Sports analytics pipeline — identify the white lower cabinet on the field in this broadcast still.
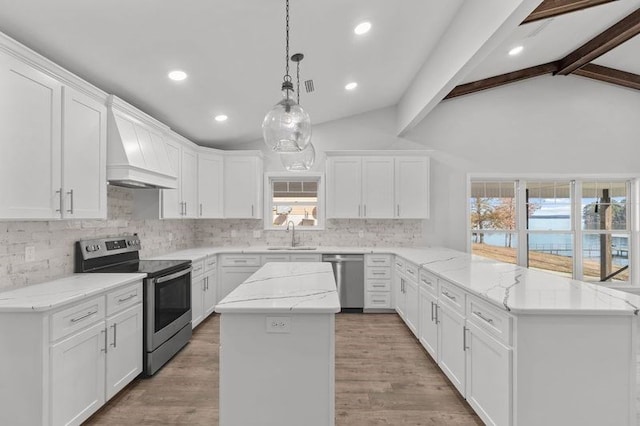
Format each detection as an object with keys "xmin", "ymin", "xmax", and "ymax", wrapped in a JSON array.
[
  {"xmin": 437, "ymin": 300, "xmax": 466, "ymax": 395},
  {"xmin": 0, "ymin": 280, "xmax": 143, "ymax": 426},
  {"xmin": 51, "ymin": 321, "xmax": 106, "ymax": 426},
  {"xmin": 403, "ymin": 274, "xmax": 419, "ymax": 336},
  {"xmin": 219, "ymin": 254, "xmax": 261, "ymax": 301},
  {"xmin": 418, "ymin": 286, "xmax": 438, "ymax": 360},
  {"xmin": 192, "ymin": 257, "xmax": 218, "ymax": 329},
  {"xmin": 465, "ymin": 321, "xmax": 511, "ymax": 426}
]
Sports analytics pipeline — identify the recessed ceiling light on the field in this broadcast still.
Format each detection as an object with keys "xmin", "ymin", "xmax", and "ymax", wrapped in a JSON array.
[
  {"xmin": 214, "ymin": 114, "xmax": 228, "ymax": 122},
  {"xmin": 345, "ymin": 82, "xmax": 358, "ymax": 91},
  {"xmin": 354, "ymin": 22, "xmax": 371, "ymax": 35},
  {"xmin": 168, "ymin": 70, "xmax": 187, "ymax": 81},
  {"xmin": 508, "ymin": 45, "xmax": 523, "ymax": 56}
]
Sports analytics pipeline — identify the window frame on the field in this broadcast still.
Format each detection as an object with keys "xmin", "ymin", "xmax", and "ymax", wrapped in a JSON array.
[
  {"xmin": 467, "ymin": 174, "xmax": 639, "ymax": 286},
  {"xmin": 263, "ymin": 172, "xmax": 325, "ymax": 231}
]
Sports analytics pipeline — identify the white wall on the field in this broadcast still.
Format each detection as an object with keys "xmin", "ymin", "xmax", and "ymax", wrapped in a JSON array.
[{"xmin": 405, "ymin": 74, "xmax": 640, "ymax": 251}]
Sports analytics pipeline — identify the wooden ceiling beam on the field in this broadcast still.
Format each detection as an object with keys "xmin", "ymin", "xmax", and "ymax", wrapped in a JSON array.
[
  {"xmin": 556, "ymin": 8, "xmax": 640, "ymax": 75},
  {"xmin": 572, "ymin": 63, "xmax": 640, "ymax": 90},
  {"xmin": 444, "ymin": 62, "xmax": 559, "ymax": 99},
  {"xmin": 522, "ymin": 0, "xmax": 617, "ymax": 24}
]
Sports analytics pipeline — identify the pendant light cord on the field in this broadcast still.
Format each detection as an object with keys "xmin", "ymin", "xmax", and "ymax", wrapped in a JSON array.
[
  {"xmin": 283, "ymin": 0, "xmax": 291, "ymax": 98},
  {"xmin": 296, "ymin": 60, "xmax": 300, "ymax": 105}
]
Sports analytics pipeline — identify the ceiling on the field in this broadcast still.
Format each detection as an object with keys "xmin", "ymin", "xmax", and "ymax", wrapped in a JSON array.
[
  {"xmin": 0, "ymin": 0, "xmax": 463, "ymax": 147},
  {"xmin": 0, "ymin": 1, "xmax": 638, "ymax": 149}
]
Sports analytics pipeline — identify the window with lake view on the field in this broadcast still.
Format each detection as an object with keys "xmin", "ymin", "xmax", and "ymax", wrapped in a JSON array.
[{"xmin": 470, "ymin": 179, "xmax": 633, "ymax": 283}]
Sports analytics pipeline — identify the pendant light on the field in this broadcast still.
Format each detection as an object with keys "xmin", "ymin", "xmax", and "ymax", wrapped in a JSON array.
[
  {"xmin": 262, "ymin": 0, "xmax": 312, "ymax": 153},
  {"xmin": 280, "ymin": 52, "xmax": 315, "ymax": 171}
]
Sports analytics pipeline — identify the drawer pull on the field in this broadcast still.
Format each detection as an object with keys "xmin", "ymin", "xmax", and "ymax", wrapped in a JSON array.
[
  {"xmin": 70, "ymin": 310, "xmax": 98, "ymax": 323},
  {"xmin": 372, "ymin": 259, "xmax": 385, "ymax": 263},
  {"xmin": 372, "ymin": 299, "xmax": 386, "ymax": 303},
  {"xmin": 406, "ymin": 269, "xmax": 415, "ymax": 276},
  {"xmin": 117, "ymin": 294, "xmax": 137, "ymax": 303},
  {"xmin": 372, "ymin": 284, "xmax": 386, "ymax": 288},
  {"xmin": 194, "ymin": 266, "xmax": 203, "ymax": 273},
  {"xmin": 207, "ymin": 262, "xmax": 216, "ymax": 267},
  {"xmin": 421, "ymin": 278, "xmax": 432, "ymax": 286},
  {"xmin": 442, "ymin": 291, "xmax": 457, "ymax": 302},
  {"xmin": 372, "ymin": 272, "xmax": 386, "ymax": 275},
  {"xmin": 234, "ymin": 259, "xmax": 248, "ymax": 263},
  {"xmin": 473, "ymin": 311, "xmax": 494, "ymax": 325}
]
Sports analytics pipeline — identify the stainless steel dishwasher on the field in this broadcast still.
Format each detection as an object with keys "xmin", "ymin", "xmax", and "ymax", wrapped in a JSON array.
[{"xmin": 322, "ymin": 254, "xmax": 364, "ymax": 312}]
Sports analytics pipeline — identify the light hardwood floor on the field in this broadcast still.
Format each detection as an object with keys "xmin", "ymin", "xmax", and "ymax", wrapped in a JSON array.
[{"xmin": 86, "ymin": 313, "xmax": 482, "ymax": 425}]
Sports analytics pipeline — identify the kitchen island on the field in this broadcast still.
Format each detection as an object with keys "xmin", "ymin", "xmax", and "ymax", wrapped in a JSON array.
[{"xmin": 215, "ymin": 262, "xmax": 339, "ymax": 426}]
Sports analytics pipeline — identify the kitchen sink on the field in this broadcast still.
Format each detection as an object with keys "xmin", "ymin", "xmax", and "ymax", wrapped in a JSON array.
[{"xmin": 267, "ymin": 246, "xmax": 317, "ymax": 251}]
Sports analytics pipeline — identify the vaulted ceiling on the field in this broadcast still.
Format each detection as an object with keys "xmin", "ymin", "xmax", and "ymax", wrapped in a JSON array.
[{"xmin": 0, "ymin": 0, "xmax": 638, "ymax": 148}]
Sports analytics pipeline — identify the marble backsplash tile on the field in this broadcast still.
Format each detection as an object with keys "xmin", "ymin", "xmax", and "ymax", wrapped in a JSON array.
[{"xmin": 0, "ymin": 186, "xmax": 425, "ymax": 291}]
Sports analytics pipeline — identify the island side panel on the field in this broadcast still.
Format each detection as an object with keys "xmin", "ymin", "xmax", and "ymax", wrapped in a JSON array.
[
  {"xmin": 219, "ymin": 312, "xmax": 335, "ymax": 426},
  {"xmin": 514, "ymin": 314, "xmax": 637, "ymax": 426}
]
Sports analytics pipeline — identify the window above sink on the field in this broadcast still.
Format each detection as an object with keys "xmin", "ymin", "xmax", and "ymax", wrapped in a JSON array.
[{"xmin": 264, "ymin": 172, "xmax": 324, "ymax": 231}]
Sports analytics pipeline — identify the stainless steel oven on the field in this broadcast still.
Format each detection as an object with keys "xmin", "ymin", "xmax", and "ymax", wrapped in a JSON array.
[{"xmin": 76, "ymin": 235, "xmax": 192, "ymax": 376}]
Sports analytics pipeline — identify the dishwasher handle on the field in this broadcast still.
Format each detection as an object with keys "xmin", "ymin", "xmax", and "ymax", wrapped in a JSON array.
[{"xmin": 322, "ymin": 255, "xmax": 364, "ymax": 262}]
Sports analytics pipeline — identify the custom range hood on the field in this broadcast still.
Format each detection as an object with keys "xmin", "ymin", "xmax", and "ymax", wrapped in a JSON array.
[{"xmin": 106, "ymin": 95, "xmax": 177, "ymax": 189}]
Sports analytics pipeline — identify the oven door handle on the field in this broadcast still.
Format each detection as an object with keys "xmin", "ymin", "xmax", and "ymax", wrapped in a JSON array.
[{"xmin": 154, "ymin": 266, "xmax": 192, "ymax": 284}]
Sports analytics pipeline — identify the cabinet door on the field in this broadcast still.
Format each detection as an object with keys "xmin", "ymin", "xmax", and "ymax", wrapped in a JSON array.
[
  {"xmin": 62, "ymin": 86, "xmax": 107, "ymax": 219},
  {"xmin": 161, "ymin": 138, "xmax": 182, "ymax": 218},
  {"xmin": 203, "ymin": 269, "xmax": 218, "ymax": 317},
  {"xmin": 437, "ymin": 302, "xmax": 466, "ymax": 396},
  {"xmin": 224, "ymin": 156, "xmax": 262, "ymax": 218},
  {"xmin": 466, "ymin": 321, "xmax": 512, "ymax": 426},
  {"xmin": 394, "ymin": 273, "xmax": 406, "ymax": 319},
  {"xmin": 404, "ymin": 277, "xmax": 419, "ymax": 337},
  {"xmin": 191, "ymin": 275, "xmax": 205, "ymax": 328},
  {"xmin": 198, "ymin": 152, "xmax": 223, "ymax": 218},
  {"xmin": 326, "ymin": 157, "xmax": 362, "ymax": 218},
  {"xmin": 51, "ymin": 321, "xmax": 106, "ymax": 426},
  {"xmin": 106, "ymin": 304, "xmax": 143, "ymax": 400},
  {"xmin": 419, "ymin": 288, "xmax": 438, "ymax": 360},
  {"xmin": 362, "ymin": 157, "xmax": 394, "ymax": 218},
  {"xmin": 0, "ymin": 52, "xmax": 62, "ymax": 219},
  {"xmin": 395, "ymin": 157, "xmax": 429, "ymax": 219},
  {"xmin": 181, "ymin": 146, "xmax": 198, "ymax": 218}
]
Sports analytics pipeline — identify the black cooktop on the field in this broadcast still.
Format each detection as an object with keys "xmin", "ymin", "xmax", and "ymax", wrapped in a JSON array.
[{"xmin": 88, "ymin": 259, "xmax": 190, "ymax": 279}]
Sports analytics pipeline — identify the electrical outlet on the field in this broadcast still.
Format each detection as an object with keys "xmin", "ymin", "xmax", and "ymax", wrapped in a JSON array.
[
  {"xmin": 266, "ymin": 316, "xmax": 291, "ymax": 333},
  {"xmin": 253, "ymin": 230, "xmax": 261, "ymax": 239},
  {"xmin": 25, "ymin": 246, "xmax": 35, "ymax": 262},
  {"xmin": 358, "ymin": 230, "xmax": 365, "ymax": 238},
  {"xmin": 231, "ymin": 230, "xmax": 238, "ymax": 238}
]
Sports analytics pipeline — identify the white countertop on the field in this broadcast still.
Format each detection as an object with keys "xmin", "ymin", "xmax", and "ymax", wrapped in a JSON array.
[
  {"xmin": 157, "ymin": 245, "xmax": 640, "ymax": 315},
  {"xmin": 215, "ymin": 262, "xmax": 340, "ymax": 314},
  {"xmin": 0, "ymin": 273, "xmax": 146, "ymax": 312}
]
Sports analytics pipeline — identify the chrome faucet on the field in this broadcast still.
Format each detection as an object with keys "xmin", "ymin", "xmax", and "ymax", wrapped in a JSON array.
[{"xmin": 286, "ymin": 220, "xmax": 297, "ymax": 247}]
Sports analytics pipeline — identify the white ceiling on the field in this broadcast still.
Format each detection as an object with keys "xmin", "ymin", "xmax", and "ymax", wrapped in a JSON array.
[
  {"xmin": 0, "ymin": 1, "xmax": 637, "ymax": 149},
  {"xmin": 0, "ymin": 0, "xmax": 463, "ymax": 148},
  {"xmin": 461, "ymin": 0, "xmax": 640, "ymax": 84}
]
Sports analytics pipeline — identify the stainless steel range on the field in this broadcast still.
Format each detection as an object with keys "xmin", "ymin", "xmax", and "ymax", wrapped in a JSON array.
[{"xmin": 75, "ymin": 235, "xmax": 192, "ymax": 376}]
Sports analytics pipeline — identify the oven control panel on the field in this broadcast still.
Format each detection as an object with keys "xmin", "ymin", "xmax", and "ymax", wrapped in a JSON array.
[{"xmin": 77, "ymin": 235, "xmax": 141, "ymax": 260}]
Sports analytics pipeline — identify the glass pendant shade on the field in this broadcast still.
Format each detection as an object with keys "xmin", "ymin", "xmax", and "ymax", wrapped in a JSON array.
[
  {"xmin": 263, "ymin": 87, "xmax": 312, "ymax": 152},
  {"xmin": 280, "ymin": 142, "xmax": 315, "ymax": 171}
]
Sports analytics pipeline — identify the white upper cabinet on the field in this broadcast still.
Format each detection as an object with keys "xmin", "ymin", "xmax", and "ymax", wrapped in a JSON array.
[
  {"xmin": 0, "ymin": 50, "xmax": 107, "ymax": 220},
  {"xmin": 326, "ymin": 156, "xmax": 362, "ymax": 218},
  {"xmin": 223, "ymin": 153, "xmax": 263, "ymax": 219},
  {"xmin": 198, "ymin": 150, "xmax": 223, "ymax": 218},
  {"xmin": 362, "ymin": 157, "xmax": 394, "ymax": 218},
  {"xmin": 161, "ymin": 134, "xmax": 198, "ymax": 218},
  {"xmin": 395, "ymin": 157, "xmax": 430, "ymax": 219},
  {"xmin": 326, "ymin": 151, "xmax": 430, "ymax": 219},
  {"xmin": 62, "ymin": 86, "xmax": 107, "ymax": 219}
]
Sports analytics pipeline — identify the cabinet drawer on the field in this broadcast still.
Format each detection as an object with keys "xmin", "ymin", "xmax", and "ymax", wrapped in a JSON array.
[
  {"xmin": 467, "ymin": 296, "xmax": 512, "ymax": 345},
  {"xmin": 404, "ymin": 262, "xmax": 418, "ymax": 281},
  {"xmin": 366, "ymin": 268, "xmax": 391, "ymax": 280},
  {"xmin": 220, "ymin": 254, "xmax": 261, "ymax": 267},
  {"xmin": 191, "ymin": 259, "xmax": 205, "ymax": 277},
  {"xmin": 106, "ymin": 282, "xmax": 142, "ymax": 316},
  {"xmin": 365, "ymin": 292, "xmax": 392, "ymax": 309},
  {"xmin": 290, "ymin": 254, "xmax": 321, "ymax": 262},
  {"xmin": 394, "ymin": 256, "xmax": 405, "ymax": 271},
  {"xmin": 261, "ymin": 254, "xmax": 290, "ymax": 264},
  {"xmin": 419, "ymin": 269, "xmax": 438, "ymax": 294},
  {"xmin": 204, "ymin": 256, "xmax": 217, "ymax": 272},
  {"xmin": 366, "ymin": 280, "xmax": 391, "ymax": 292},
  {"xmin": 366, "ymin": 254, "xmax": 391, "ymax": 267},
  {"xmin": 439, "ymin": 280, "xmax": 465, "ymax": 314},
  {"xmin": 51, "ymin": 296, "xmax": 106, "ymax": 341}
]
